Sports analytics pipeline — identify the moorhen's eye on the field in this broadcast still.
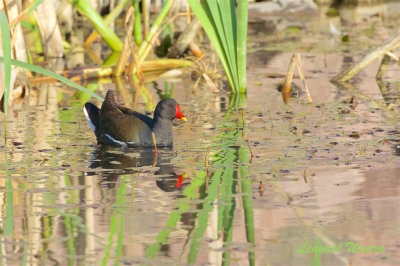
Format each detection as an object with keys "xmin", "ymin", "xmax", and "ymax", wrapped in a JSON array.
[{"xmin": 170, "ymin": 105, "xmax": 174, "ymax": 111}]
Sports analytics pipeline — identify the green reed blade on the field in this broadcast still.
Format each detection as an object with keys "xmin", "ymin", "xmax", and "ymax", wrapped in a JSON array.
[
  {"xmin": 187, "ymin": 171, "xmax": 223, "ymax": 264},
  {"xmin": 239, "ymin": 147, "xmax": 255, "ymax": 266},
  {"xmin": 145, "ymin": 172, "xmax": 206, "ymax": 258},
  {"xmin": 137, "ymin": 0, "xmax": 174, "ymax": 62},
  {"xmin": 21, "ymin": 240, "xmax": 28, "ymax": 266},
  {"xmin": 202, "ymin": 0, "xmax": 238, "ymax": 90},
  {"xmin": 68, "ymin": 0, "xmax": 123, "ymax": 51},
  {"xmin": 101, "ymin": 176, "xmax": 127, "ymax": 266},
  {"xmin": 188, "ymin": 0, "xmax": 236, "ymax": 92},
  {"xmin": 222, "ymin": 166, "xmax": 236, "ymax": 266},
  {"xmin": 189, "ymin": 0, "xmax": 248, "ymax": 93},
  {"xmin": 133, "ymin": 0, "xmax": 142, "ymax": 45},
  {"xmin": 218, "ymin": 176, "xmax": 227, "ymax": 233},
  {"xmin": 4, "ymin": 179, "xmax": 14, "ymax": 236},
  {"xmin": 237, "ymin": 0, "xmax": 248, "ymax": 93},
  {"xmin": 104, "ymin": 0, "xmax": 130, "ymax": 26},
  {"xmin": 219, "ymin": 0, "xmax": 239, "ymax": 87},
  {"xmin": 63, "ymin": 172, "xmax": 76, "ymax": 266},
  {"xmin": 0, "ymin": 57, "xmax": 104, "ymax": 101},
  {"xmin": 0, "ymin": 12, "xmax": 11, "ymax": 117}
]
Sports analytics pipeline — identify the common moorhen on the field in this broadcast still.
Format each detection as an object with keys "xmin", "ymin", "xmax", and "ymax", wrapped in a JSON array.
[{"xmin": 83, "ymin": 90, "xmax": 186, "ymax": 148}]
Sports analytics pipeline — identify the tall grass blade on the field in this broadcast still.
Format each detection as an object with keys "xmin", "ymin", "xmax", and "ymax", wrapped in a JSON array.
[
  {"xmin": 133, "ymin": 0, "xmax": 142, "ymax": 45},
  {"xmin": 101, "ymin": 176, "xmax": 127, "ymax": 266},
  {"xmin": 146, "ymin": 172, "xmax": 206, "ymax": 258},
  {"xmin": 187, "ymin": 171, "xmax": 223, "ymax": 264},
  {"xmin": 4, "ymin": 179, "xmax": 14, "ymax": 236},
  {"xmin": 137, "ymin": 0, "xmax": 174, "ymax": 63},
  {"xmin": 0, "ymin": 57, "xmax": 103, "ymax": 101},
  {"xmin": 219, "ymin": 0, "xmax": 238, "ymax": 87},
  {"xmin": 237, "ymin": 0, "xmax": 248, "ymax": 93},
  {"xmin": 239, "ymin": 147, "xmax": 255, "ymax": 266},
  {"xmin": 0, "ymin": 12, "xmax": 12, "ymax": 117},
  {"xmin": 84, "ymin": 0, "xmax": 130, "ymax": 48},
  {"xmin": 188, "ymin": 0, "xmax": 236, "ymax": 91},
  {"xmin": 222, "ymin": 166, "xmax": 236, "ymax": 266},
  {"xmin": 63, "ymin": 173, "xmax": 77, "ymax": 266}
]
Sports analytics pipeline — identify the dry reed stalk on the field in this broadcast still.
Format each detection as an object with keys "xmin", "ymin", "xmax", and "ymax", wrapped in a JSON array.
[
  {"xmin": 115, "ymin": 7, "xmax": 135, "ymax": 76},
  {"xmin": 34, "ymin": 0, "xmax": 64, "ymax": 58},
  {"xmin": 115, "ymin": 76, "xmax": 133, "ymax": 108},
  {"xmin": 267, "ymin": 110, "xmax": 274, "ymax": 128},
  {"xmin": 128, "ymin": 74, "xmax": 141, "ymax": 110},
  {"xmin": 167, "ymin": 18, "xmax": 201, "ymax": 58},
  {"xmin": 376, "ymin": 54, "xmax": 391, "ymax": 80},
  {"xmin": 205, "ymin": 147, "xmax": 210, "ymax": 178},
  {"xmin": 186, "ymin": 3, "xmax": 191, "ymax": 24},
  {"xmin": 126, "ymin": 7, "xmax": 145, "ymax": 87},
  {"xmin": 303, "ymin": 168, "xmax": 308, "ymax": 184},
  {"xmin": 142, "ymin": 0, "xmax": 150, "ymax": 36},
  {"xmin": 258, "ymin": 181, "xmax": 264, "ymax": 197},
  {"xmin": 140, "ymin": 59, "xmax": 192, "ymax": 71},
  {"xmin": 85, "ymin": 47, "xmax": 103, "ymax": 65},
  {"xmin": 385, "ymin": 51, "xmax": 399, "ymax": 61},
  {"xmin": 189, "ymin": 43, "xmax": 203, "ymax": 58},
  {"xmin": 332, "ymin": 31, "xmax": 400, "ymax": 82},
  {"xmin": 138, "ymin": 12, "xmax": 189, "ymax": 65},
  {"xmin": 282, "ymin": 55, "xmax": 296, "ymax": 105},
  {"xmin": 294, "ymin": 53, "xmax": 313, "ymax": 103},
  {"xmin": 202, "ymin": 73, "xmax": 217, "ymax": 92},
  {"xmin": 152, "ymin": 132, "xmax": 158, "ymax": 158},
  {"xmin": 246, "ymin": 139, "xmax": 254, "ymax": 162},
  {"xmin": 83, "ymin": 31, "xmax": 99, "ymax": 49}
]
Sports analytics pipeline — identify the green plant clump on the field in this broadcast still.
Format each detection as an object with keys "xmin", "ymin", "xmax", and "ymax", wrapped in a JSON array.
[{"xmin": 188, "ymin": 0, "xmax": 248, "ymax": 94}]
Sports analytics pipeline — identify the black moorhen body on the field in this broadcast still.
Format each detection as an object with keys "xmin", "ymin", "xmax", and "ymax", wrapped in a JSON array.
[{"xmin": 84, "ymin": 91, "xmax": 186, "ymax": 148}]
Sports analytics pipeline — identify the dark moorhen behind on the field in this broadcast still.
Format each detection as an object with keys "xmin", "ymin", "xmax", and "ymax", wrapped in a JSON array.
[{"xmin": 84, "ymin": 90, "xmax": 186, "ymax": 148}]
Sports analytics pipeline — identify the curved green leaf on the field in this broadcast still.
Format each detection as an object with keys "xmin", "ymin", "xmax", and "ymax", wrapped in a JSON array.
[{"xmin": 0, "ymin": 57, "xmax": 104, "ymax": 101}]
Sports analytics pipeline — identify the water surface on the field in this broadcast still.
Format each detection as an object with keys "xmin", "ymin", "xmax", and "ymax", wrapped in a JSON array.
[{"xmin": 0, "ymin": 4, "xmax": 399, "ymax": 266}]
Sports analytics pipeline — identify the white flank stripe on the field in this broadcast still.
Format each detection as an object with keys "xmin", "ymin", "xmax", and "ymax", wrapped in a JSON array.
[
  {"xmin": 105, "ymin": 134, "xmax": 128, "ymax": 148},
  {"xmin": 83, "ymin": 106, "xmax": 96, "ymax": 132}
]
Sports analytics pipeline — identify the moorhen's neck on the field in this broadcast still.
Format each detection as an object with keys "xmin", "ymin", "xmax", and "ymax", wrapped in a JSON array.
[{"xmin": 152, "ymin": 116, "xmax": 174, "ymax": 146}]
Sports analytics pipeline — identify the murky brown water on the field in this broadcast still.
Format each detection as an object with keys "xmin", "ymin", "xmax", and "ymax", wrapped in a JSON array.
[{"xmin": 0, "ymin": 4, "xmax": 400, "ymax": 266}]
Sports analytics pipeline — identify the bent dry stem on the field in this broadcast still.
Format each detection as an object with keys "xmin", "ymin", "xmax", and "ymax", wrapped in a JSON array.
[{"xmin": 332, "ymin": 30, "xmax": 400, "ymax": 82}]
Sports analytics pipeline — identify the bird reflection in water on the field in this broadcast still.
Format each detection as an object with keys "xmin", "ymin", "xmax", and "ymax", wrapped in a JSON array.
[{"xmin": 85, "ymin": 146, "xmax": 187, "ymax": 192}]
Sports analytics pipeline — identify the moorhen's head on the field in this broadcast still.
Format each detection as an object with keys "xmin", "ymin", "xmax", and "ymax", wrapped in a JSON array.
[{"xmin": 154, "ymin": 98, "xmax": 186, "ymax": 122}]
